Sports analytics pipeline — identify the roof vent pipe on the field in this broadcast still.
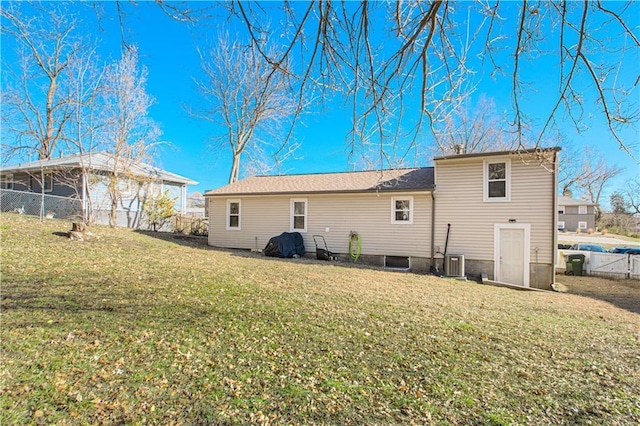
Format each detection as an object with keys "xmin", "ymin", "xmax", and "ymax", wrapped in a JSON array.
[{"xmin": 454, "ymin": 144, "xmax": 465, "ymax": 155}]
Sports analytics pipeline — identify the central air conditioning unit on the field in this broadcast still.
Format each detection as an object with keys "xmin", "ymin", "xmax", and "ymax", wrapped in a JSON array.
[{"xmin": 444, "ymin": 254, "xmax": 465, "ymax": 277}]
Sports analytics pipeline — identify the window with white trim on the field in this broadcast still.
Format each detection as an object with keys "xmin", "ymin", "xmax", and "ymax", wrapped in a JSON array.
[
  {"xmin": 148, "ymin": 181, "xmax": 163, "ymax": 196},
  {"xmin": 291, "ymin": 199, "xmax": 307, "ymax": 232},
  {"xmin": 30, "ymin": 173, "xmax": 53, "ymax": 193},
  {"xmin": 484, "ymin": 160, "xmax": 510, "ymax": 201},
  {"xmin": 119, "ymin": 178, "xmax": 134, "ymax": 196},
  {"xmin": 1, "ymin": 174, "xmax": 13, "ymax": 190},
  {"xmin": 558, "ymin": 221, "xmax": 565, "ymax": 230},
  {"xmin": 227, "ymin": 200, "xmax": 241, "ymax": 230},
  {"xmin": 578, "ymin": 221, "xmax": 587, "ymax": 230},
  {"xmin": 578, "ymin": 205, "xmax": 587, "ymax": 215},
  {"xmin": 558, "ymin": 205, "xmax": 565, "ymax": 215},
  {"xmin": 392, "ymin": 196, "xmax": 413, "ymax": 224}
]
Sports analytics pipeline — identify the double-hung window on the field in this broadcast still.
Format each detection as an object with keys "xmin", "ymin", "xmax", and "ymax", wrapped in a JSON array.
[
  {"xmin": 291, "ymin": 199, "xmax": 307, "ymax": 232},
  {"xmin": 30, "ymin": 173, "xmax": 53, "ymax": 193},
  {"xmin": 119, "ymin": 178, "xmax": 134, "ymax": 196},
  {"xmin": 227, "ymin": 200, "xmax": 241, "ymax": 230},
  {"xmin": 484, "ymin": 160, "xmax": 510, "ymax": 202},
  {"xmin": 578, "ymin": 205, "xmax": 587, "ymax": 215},
  {"xmin": 392, "ymin": 196, "xmax": 413, "ymax": 224}
]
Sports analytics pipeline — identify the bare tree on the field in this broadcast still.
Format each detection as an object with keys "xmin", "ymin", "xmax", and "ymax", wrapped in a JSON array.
[
  {"xmin": 98, "ymin": 47, "xmax": 162, "ymax": 227},
  {"xmin": 621, "ymin": 178, "xmax": 640, "ymax": 215},
  {"xmin": 218, "ymin": 1, "xmax": 638, "ymax": 164},
  {"xmin": 0, "ymin": 2, "xmax": 85, "ymax": 161},
  {"xmin": 602, "ymin": 189, "xmax": 637, "ymax": 235},
  {"xmin": 431, "ymin": 96, "xmax": 515, "ymax": 155},
  {"xmin": 190, "ymin": 35, "xmax": 298, "ymax": 183},
  {"xmin": 558, "ymin": 146, "xmax": 623, "ymax": 222}
]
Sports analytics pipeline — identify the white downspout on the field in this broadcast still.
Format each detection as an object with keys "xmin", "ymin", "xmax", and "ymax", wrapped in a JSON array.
[
  {"xmin": 82, "ymin": 172, "xmax": 87, "ymax": 222},
  {"xmin": 182, "ymin": 184, "xmax": 187, "ymax": 215}
]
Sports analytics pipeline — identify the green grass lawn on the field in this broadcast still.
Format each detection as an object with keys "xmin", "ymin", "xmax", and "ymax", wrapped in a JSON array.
[{"xmin": 1, "ymin": 214, "xmax": 639, "ymax": 425}]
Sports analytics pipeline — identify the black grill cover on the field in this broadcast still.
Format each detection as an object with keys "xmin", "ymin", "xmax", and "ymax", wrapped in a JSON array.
[{"xmin": 263, "ymin": 232, "xmax": 306, "ymax": 258}]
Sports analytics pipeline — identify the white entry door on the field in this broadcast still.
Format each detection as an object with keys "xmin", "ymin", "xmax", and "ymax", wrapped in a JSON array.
[{"xmin": 495, "ymin": 224, "xmax": 530, "ymax": 287}]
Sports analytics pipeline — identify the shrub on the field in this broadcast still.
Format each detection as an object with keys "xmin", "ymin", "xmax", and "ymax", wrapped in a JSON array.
[
  {"xmin": 576, "ymin": 228, "xmax": 581, "ymax": 234},
  {"xmin": 142, "ymin": 190, "xmax": 177, "ymax": 232},
  {"xmin": 601, "ymin": 229, "xmax": 608, "ymax": 235},
  {"xmin": 587, "ymin": 228, "xmax": 594, "ymax": 235}
]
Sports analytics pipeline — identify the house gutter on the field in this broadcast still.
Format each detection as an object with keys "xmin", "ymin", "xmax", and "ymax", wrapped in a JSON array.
[
  {"xmin": 205, "ymin": 187, "xmax": 435, "ymax": 198},
  {"xmin": 550, "ymin": 150, "xmax": 560, "ymax": 292}
]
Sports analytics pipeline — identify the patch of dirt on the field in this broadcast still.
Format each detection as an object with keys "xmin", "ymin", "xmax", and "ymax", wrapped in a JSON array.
[{"xmin": 555, "ymin": 274, "xmax": 640, "ymax": 314}]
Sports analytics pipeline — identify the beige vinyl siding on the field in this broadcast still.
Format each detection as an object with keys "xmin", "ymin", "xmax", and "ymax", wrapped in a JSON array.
[
  {"xmin": 434, "ymin": 154, "xmax": 554, "ymax": 264},
  {"xmin": 209, "ymin": 192, "xmax": 432, "ymax": 257}
]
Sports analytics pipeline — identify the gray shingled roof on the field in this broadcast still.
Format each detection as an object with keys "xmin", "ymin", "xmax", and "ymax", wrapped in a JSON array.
[
  {"xmin": 205, "ymin": 168, "xmax": 434, "ymax": 196},
  {"xmin": 1, "ymin": 152, "xmax": 197, "ymax": 185},
  {"xmin": 558, "ymin": 195, "xmax": 597, "ymax": 206}
]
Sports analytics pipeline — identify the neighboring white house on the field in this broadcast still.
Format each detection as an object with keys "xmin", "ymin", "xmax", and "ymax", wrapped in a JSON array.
[
  {"xmin": 204, "ymin": 148, "xmax": 560, "ymax": 289},
  {"xmin": 0, "ymin": 152, "xmax": 197, "ymax": 228}
]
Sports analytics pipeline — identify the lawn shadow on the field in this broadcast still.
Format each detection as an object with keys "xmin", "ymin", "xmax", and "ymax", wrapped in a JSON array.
[
  {"xmin": 2, "ymin": 280, "xmax": 130, "ymax": 315},
  {"xmin": 134, "ymin": 230, "xmax": 211, "ymax": 250},
  {"xmin": 556, "ymin": 274, "xmax": 640, "ymax": 315},
  {"xmin": 229, "ymin": 249, "xmax": 413, "ymax": 276}
]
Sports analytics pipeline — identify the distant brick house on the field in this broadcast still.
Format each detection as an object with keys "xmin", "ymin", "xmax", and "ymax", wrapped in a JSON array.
[{"xmin": 557, "ymin": 196, "xmax": 597, "ymax": 232}]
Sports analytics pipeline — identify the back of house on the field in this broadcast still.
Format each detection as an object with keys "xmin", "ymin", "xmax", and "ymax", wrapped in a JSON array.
[
  {"xmin": 205, "ymin": 168, "xmax": 436, "ymax": 271},
  {"xmin": 205, "ymin": 148, "xmax": 560, "ymax": 290},
  {"xmin": 433, "ymin": 148, "xmax": 559, "ymax": 289}
]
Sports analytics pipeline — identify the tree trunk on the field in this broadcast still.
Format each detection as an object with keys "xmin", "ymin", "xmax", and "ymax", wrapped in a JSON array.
[
  {"xmin": 39, "ymin": 169, "xmax": 46, "ymax": 222},
  {"xmin": 229, "ymin": 154, "xmax": 240, "ymax": 183},
  {"xmin": 109, "ymin": 196, "xmax": 117, "ymax": 228},
  {"xmin": 72, "ymin": 222, "xmax": 87, "ymax": 233}
]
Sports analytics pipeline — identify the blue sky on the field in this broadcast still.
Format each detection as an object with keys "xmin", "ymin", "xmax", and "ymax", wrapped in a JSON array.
[{"xmin": 2, "ymin": 1, "xmax": 638, "ymax": 199}]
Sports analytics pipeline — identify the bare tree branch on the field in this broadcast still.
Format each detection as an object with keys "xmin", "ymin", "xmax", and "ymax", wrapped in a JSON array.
[
  {"xmin": 1, "ymin": 3, "xmax": 84, "ymax": 160},
  {"xmin": 188, "ymin": 34, "xmax": 298, "ymax": 183},
  {"xmin": 222, "ymin": 1, "xmax": 638, "ymax": 167}
]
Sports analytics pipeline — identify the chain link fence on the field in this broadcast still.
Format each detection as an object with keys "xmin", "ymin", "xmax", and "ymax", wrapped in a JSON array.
[{"xmin": 0, "ymin": 189, "xmax": 83, "ymax": 220}]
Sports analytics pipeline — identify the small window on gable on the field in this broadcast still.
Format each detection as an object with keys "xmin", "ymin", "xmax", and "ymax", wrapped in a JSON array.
[
  {"xmin": 291, "ymin": 198, "xmax": 307, "ymax": 232},
  {"xmin": 558, "ymin": 205, "xmax": 565, "ymax": 215},
  {"xmin": 578, "ymin": 221, "xmax": 587, "ymax": 230},
  {"xmin": 30, "ymin": 173, "xmax": 53, "ymax": 193},
  {"xmin": 578, "ymin": 205, "xmax": 587, "ymax": 215},
  {"xmin": 392, "ymin": 196, "xmax": 413, "ymax": 224},
  {"xmin": 227, "ymin": 200, "xmax": 241, "ymax": 230},
  {"xmin": 484, "ymin": 160, "xmax": 510, "ymax": 202}
]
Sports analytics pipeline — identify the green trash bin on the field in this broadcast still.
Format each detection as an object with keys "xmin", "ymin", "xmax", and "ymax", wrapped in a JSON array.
[{"xmin": 565, "ymin": 254, "xmax": 585, "ymax": 276}]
